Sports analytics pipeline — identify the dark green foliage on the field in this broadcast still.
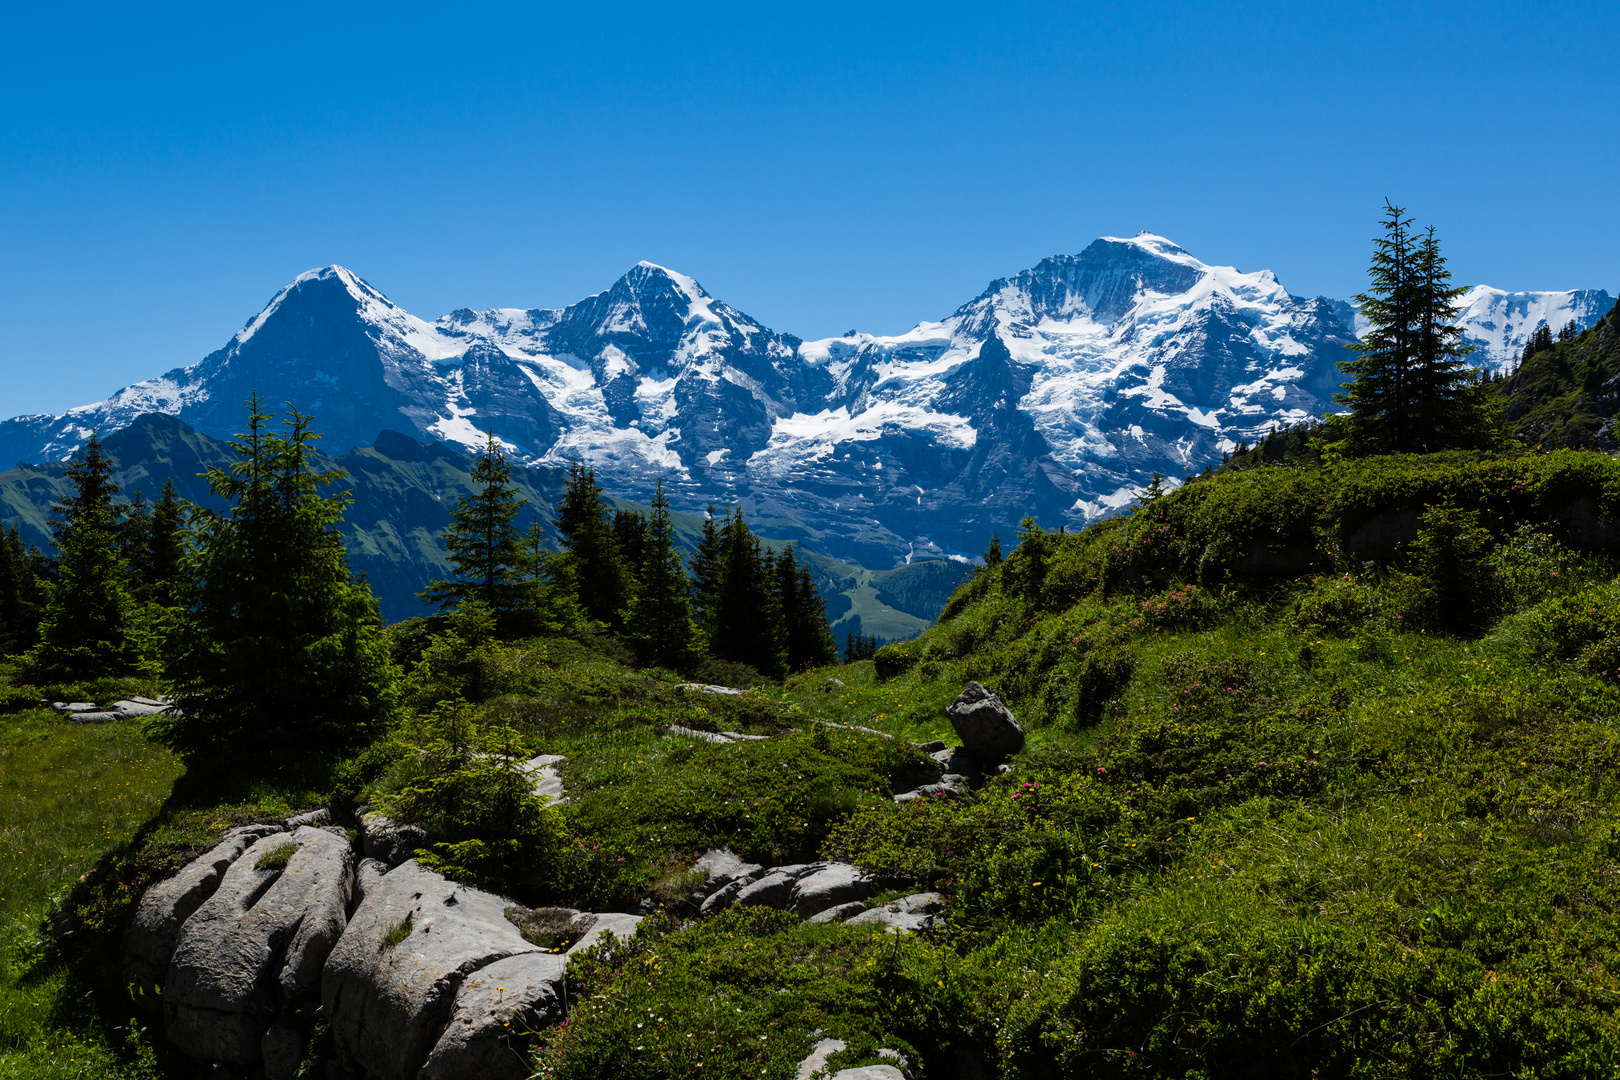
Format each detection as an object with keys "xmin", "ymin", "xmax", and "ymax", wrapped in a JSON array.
[
  {"xmin": 983, "ymin": 531, "xmax": 1003, "ymax": 567},
  {"xmin": 556, "ymin": 462, "xmax": 634, "ymax": 631},
  {"xmin": 626, "ymin": 481, "xmax": 697, "ymax": 669},
  {"xmin": 872, "ymin": 642, "xmax": 917, "ymax": 681},
  {"xmin": 1494, "ymin": 303, "xmax": 1620, "ymax": 448},
  {"xmin": 140, "ymin": 479, "xmax": 186, "ymax": 607},
  {"xmin": 1406, "ymin": 504, "xmax": 1498, "ymax": 631},
  {"xmin": 160, "ymin": 397, "xmax": 397, "ymax": 761},
  {"xmin": 1336, "ymin": 203, "xmax": 1493, "ymax": 454},
  {"xmin": 419, "ymin": 434, "xmax": 535, "ymax": 633},
  {"xmin": 0, "ymin": 527, "xmax": 44, "ymax": 657},
  {"xmin": 378, "ymin": 700, "xmax": 568, "ymax": 899},
  {"xmin": 611, "ymin": 507, "xmax": 649, "ymax": 576},
  {"xmin": 775, "ymin": 545, "xmax": 837, "ymax": 672},
  {"xmin": 843, "ymin": 632, "xmax": 879, "ymax": 663},
  {"xmin": 705, "ymin": 510, "xmax": 787, "ymax": 678},
  {"xmin": 24, "ymin": 435, "xmax": 143, "ymax": 681},
  {"xmin": 873, "ymin": 559, "xmax": 975, "ymax": 621},
  {"xmin": 688, "ymin": 505, "xmax": 721, "ymax": 622}
]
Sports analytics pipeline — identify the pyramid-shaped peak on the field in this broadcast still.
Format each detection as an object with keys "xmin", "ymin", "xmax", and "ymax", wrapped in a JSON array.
[{"xmin": 619, "ymin": 261, "xmax": 711, "ymax": 302}]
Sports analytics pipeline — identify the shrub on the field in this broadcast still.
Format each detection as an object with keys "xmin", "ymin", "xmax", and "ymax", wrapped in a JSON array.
[
  {"xmin": 1491, "ymin": 524, "xmax": 1590, "ymax": 611},
  {"xmin": 1139, "ymin": 584, "xmax": 1218, "ymax": 630},
  {"xmin": 1292, "ymin": 573, "xmax": 1384, "ymax": 635},
  {"xmin": 873, "ymin": 643, "xmax": 917, "ymax": 681},
  {"xmin": 1528, "ymin": 581, "xmax": 1620, "ymax": 682},
  {"xmin": 1405, "ymin": 504, "xmax": 1498, "ymax": 632}
]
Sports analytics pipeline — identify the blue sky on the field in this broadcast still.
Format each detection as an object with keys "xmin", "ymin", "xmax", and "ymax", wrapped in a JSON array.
[{"xmin": 2, "ymin": 0, "xmax": 1615, "ymax": 416}]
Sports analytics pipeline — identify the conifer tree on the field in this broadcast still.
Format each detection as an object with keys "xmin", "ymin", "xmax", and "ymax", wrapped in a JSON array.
[
  {"xmin": 982, "ymin": 532, "xmax": 1003, "ymax": 568},
  {"xmin": 26, "ymin": 434, "xmax": 142, "ymax": 680},
  {"xmin": 554, "ymin": 462, "xmax": 633, "ymax": 630},
  {"xmin": 1411, "ymin": 224, "xmax": 1487, "ymax": 447},
  {"xmin": 421, "ymin": 433, "xmax": 533, "ymax": 632},
  {"xmin": 689, "ymin": 505, "xmax": 722, "ymax": 631},
  {"xmin": 626, "ymin": 481, "xmax": 696, "ymax": 668},
  {"xmin": 162, "ymin": 396, "xmax": 396, "ymax": 761},
  {"xmin": 613, "ymin": 508, "xmax": 650, "ymax": 578},
  {"xmin": 0, "ymin": 528, "xmax": 44, "ymax": 657},
  {"xmin": 774, "ymin": 544, "xmax": 837, "ymax": 671},
  {"xmin": 708, "ymin": 510, "xmax": 786, "ymax": 677},
  {"xmin": 143, "ymin": 479, "xmax": 187, "ymax": 607}
]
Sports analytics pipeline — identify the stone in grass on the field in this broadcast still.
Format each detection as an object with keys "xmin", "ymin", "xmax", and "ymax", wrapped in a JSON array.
[
  {"xmin": 805, "ymin": 901, "xmax": 868, "ymax": 925},
  {"xmin": 162, "ymin": 827, "xmax": 353, "ymax": 1066},
  {"xmin": 665, "ymin": 724, "xmax": 736, "ymax": 744},
  {"xmin": 690, "ymin": 848, "xmax": 763, "ymax": 902},
  {"xmin": 359, "ymin": 811, "xmax": 428, "ymax": 869},
  {"xmin": 123, "ymin": 823, "xmax": 286, "ymax": 993},
  {"xmin": 845, "ymin": 893, "xmax": 945, "ymax": 934},
  {"xmin": 732, "ymin": 867, "xmax": 808, "ymax": 909},
  {"xmin": 944, "ymin": 682, "xmax": 1024, "ymax": 762},
  {"xmin": 789, "ymin": 863, "xmax": 890, "ymax": 916}
]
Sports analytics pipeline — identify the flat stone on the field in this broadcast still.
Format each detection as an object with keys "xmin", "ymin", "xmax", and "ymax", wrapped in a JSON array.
[
  {"xmin": 845, "ymin": 893, "xmax": 945, "ymax": 934},
  {"xmin": 419, "ymin": 952, "xmax": 568, "ymax": 1080},
  {"xmin": 566, "ymin": 912, "xmax": 643, "ymax": 954},
  {"xmin": 111, "ymin": 699, "xmax": 171, "ymax": 717},
  {"xmin": 805, "ymin": 901, "xmax": 867, "ymax": 925},
  {"xmin": 69, "ymin": 711, "xmax": 121, "ymax": 724},
  {"xmin": 789, "ymin": 863, "xmax": 888, "ymax": 916},
  {"xmin": 690, "ymin": 848, "xmax": 763, "ymax": 902},
  {"xmin": 285, "ymin": 807, "xmax": 331, "ymax": 828},
  {"xmin": 911, "ymin": 739, "xmax": 947, "ymax": 753},
  {"xmin": 665, "ymin": 724, "xmax": 735, "ymax": 744},
  {"xmin": 675, "ymin": 683, "xmax": 746, "ymax": 695},
  {"xmin": 57, "ymin": 701, "xmax": 99, "ymax": 713},
  {"xmin": 733, "ymin": 869, "xmax": 800, "ymax": 909},
  {"xmin": 123, "ymin": 823, "xmax": 287, "ymax": 994},
  {"xmin": 718, "ymin": 731, "xmax": 771, "ymax": 741},
  {"xmin": 520, "ymin": 754, "xmax": 567, "ymax": 803},
  {"xmin": 797, "ymin": 1036, "xmax": 847, "ymax": 1079},
  {"xmin": 163, "ymin": 827, "xmax": 353, "ymax": 1066},
  {"xmin": 322, "ymin": 861, "xmax": 543, "ymax": 1080}
]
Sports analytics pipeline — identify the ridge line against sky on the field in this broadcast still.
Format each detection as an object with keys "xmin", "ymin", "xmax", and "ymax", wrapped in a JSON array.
[{"xmin": 2, "ymin": 0, "xmax": 1616, "ymax": 417}]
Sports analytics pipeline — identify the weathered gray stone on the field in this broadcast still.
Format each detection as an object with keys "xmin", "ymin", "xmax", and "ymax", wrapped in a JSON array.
[
  {"xmin": 110, "ymin": 698, "xmax": 173, "ymax": 717},
  {"xmin": 566, "ymin": 912, "xmax": 643, "ymax": 954},
  {"xmin": 699, "ymin": 874, "xmax": 757, "ymax": 916},
  {"xmin": 163, "ymin": 827, "xmax": 353, "ymax": 1066},
  {"xmin": 70, "ymin": 711, "xmax": 121, "ymax": 724},
  {"xmin": 419, "ymin": 952, "xmax": 568, "ymax": 1080},
  {"xmin": 718, "ymin": 731, "xmax": 771, "ymax": 741},
  {"xmin": 520, "ymin": 754, "xmax": 567, "ymax": 803},
  {"xmin": 732, "ymin": 869, "xmax": 801, "ymax": 909},
  {"xmin": 261, "ymin": 1023, "xmax": 306, "ymax": 1080},
  {"xmin": 805, "ymin": 901, "xmax": 867, "ymax": 925},
  {"xmin": 690, "ymin": 848, "xmax": 763, "ymax": 900},
  {"xmin": 911, "ymin": 739, "xmax": 946, "ymax": 753},
  {"xmin": 322, "ymin": 861, "xmax": 543, "ymax": 1080},
  {"xmin": 359, "ymin": 812, "xmax": 428, "ymax": 868},
  {"xmin": 665, "ymin": 724, "xmax": 735, "ymax": 744},
  {"xmin": 944, "ymin": 683, "xmax": 1024, "ymax": 761},
  {"xmin": 675, "ymin": 683, "xmax": 746, "ymax": 695},
  {"xmin": 830, "ymin": 1066, "xmax": 907, "ymax": 1080},
  {"xmin": 123, "ymin": 823, "xmax": 286, "ymax": 993},
  {"xmin": 794, "ymin": 1038, "xmax": 910, "ymax": 1080},
  {"xmin": 797, "ymin": 1036, "xmax": 847, "ymax": 1079},
  {"xmin": 789, "ymin": 863, "xmax": 887, "ymax": 916},
  {"xmin": 354, "ymin": 857, "xmax": 389, "ymax": 906},
  {"xmin": 845, "ymin": 893, "xmax": 945, "ymax": 934},
  {"xmin": 285, "ymin": 807, "xmax": 331, "ymax": 828}
]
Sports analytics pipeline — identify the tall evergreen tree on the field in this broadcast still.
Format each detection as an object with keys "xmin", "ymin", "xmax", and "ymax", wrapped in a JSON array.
[
  {"xmin": 162, "ymin": 396, "xmax": 396, "ymax": 761},
  {"xmin": 689, "ymin": 505, "xmax": 722, "ymax": 632},
  {"xmin": 420, "ymin": 433, "xmax": 533, "ymax": 632},
  {"xmin": 1338, "ymin": 203, "xmax": 1485, "ymax": 453},
  {"xmin": 613, "ymin": 508, "xmax": 650, "ymax": 578},
  {"xmin": 555, "ymin": 462, "xmax": 633, "ymax": 630},
  {"xmin": 774, "ymin": 544, "xmax": 837, "ymax": 672},
  {"xmin": 143, "ymin": 479, "xmax": 187, "ymax": 607},
  {"xmin": 0, "ymin": 528, "xmax": 44, "ymax": 657},
  {"xmin": 26, "ymin": 434, "xmax": 142, "ymax": 680},
  {"xmin": 982, "ymin": 532, "xmax": 1004, "ymax": 568},
  {"xmin": 708, "ymin": 510, "xmax": 786, "ymax": 678},
  {"xmin": 626, "ymin": 481, "xmax": 696, "ymax": 668}
]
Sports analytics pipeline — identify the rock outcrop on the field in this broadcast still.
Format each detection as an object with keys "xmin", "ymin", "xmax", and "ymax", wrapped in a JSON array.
[{"xmin": 945, "ymin": 682, "xmax": 1024, "ymax": 761}]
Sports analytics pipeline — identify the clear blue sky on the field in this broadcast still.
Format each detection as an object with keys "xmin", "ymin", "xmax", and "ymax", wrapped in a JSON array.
[{"xmin": 3, "ymin": 0, "xmax": 1615, "ymax": 416}]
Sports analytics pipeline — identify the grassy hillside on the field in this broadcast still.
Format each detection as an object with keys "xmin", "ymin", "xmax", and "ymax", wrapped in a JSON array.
[
  {"xmin": 10, "ymin": 446, "xmax": 1620, "ymax": 1077},
  {"xmin": 1498, "ymin": 302, "xmax": 1620, "ymax": 448}
]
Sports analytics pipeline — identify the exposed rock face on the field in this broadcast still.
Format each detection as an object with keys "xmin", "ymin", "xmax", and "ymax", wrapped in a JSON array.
[
  {"xmin": 845, "ymin": 893, "xmax": 946, "ymax": 934},
  {"xmin": 789, "ymin": 864, "xmax": 890, "ymax": 916},
  {"xmin": 359, "ymin": 811, "xmax": 428, "ymax": 868},
  {"xmin": 162, "ymin": 826, "xmax": 353, "ymax": 1066},
  {"xmin": 945, "ymin": 683, "xmax": 1024, "ymax": 761},
  {"xmin": 419, "ymin": 952, "xmax": 568, "ymax": 1080},
  {"xmin": 323, "ymin": 861, "xmax": 542, "ymax": 1080},
  {"xmin": 123, "ymin": 823, "xmax": 286, "ymax": 994}
]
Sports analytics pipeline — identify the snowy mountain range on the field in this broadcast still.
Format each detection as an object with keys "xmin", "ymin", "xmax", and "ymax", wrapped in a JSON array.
[{"xmin": 2, "ymin": 236, "xmax": 1611, "ymax": 564}]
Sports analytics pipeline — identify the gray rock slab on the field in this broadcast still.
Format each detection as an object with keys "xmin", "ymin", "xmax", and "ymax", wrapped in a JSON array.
[
  {"xmin": 419, "ymin": 951, "xmax": 568, "ymax": 1080},
  {"xmin": 690, "ymin": 848, "xmax": 763, "ymax": 899},
  {"xmin": 894, "ymin": 781, "xmax": 966, "ymax": 803},
  {"xmin": 733, "ymin": 869, "xmax": 800, "ymax": 909},
  {"xmin": 819, "ymin": 721, "xmax": 893, "ymax": 740},
  {"xmin": 354, "ymin": 857, "xmax": 389, "ymax": 906},
  {"xmin": 261, "ymin": 1023, "xmax": 306, "ymax": 1080},
  {"xmin": 718, "ymin": 731, "xmax": 771, "ymax": 741},
  {"xmin": 163, "ymin": 827, "xmax": 353, "ymax": 1066},
  {"xmin": 322, "ymin": 861, "xmax": 542, "ymax": 1080},
  {"xmin": 69, "ymin": 711, "xmax": 121, "ymax": 724},
  {"xmin": 805, "ymin": 901, "xmax": 867, "ymax": 925},
  {"xmin": 845, "ymin": 893, "xmax": 945, "ymax": 934},
  {"xmin": 285, "ymin": 807, "xmax": 331, "ymax": 828},
  {"xmin": 675, "ymin": 683, "xmax": 745, "ymax": 695},
  {"xmin": 945, "ymin": 682, "xmax": 1024, "ymax": 761},
  {"xmin": 520, "ymin": 754, "xmax": 567, "ymax": 803},
  {"xmin": 665, "ymin": 724, "xmax": 735, "ymax": 744},
  {"xmin": 56, "ymin": 701, "xmax": 99, "ymax": 713},
  {"xmin": 911, "ymin": 739, "xmax": 947, "ymax": 753},
  {"xmin": 789, "ymin": 863, "xmax": 887, "ymax": 916},
  {"xmin": 797, "ymin": 1036, "xmax": 847, "ymax": 1079},
  {"xmin": 123, "ymin": 823, "xmax": 286, "ymax": 993},
  {"xmin": 566, "ymin": 912, "xmax": 644, "ymax": 954},
  {"xmin": 830, "ymin": 1067, "xmax": 907, "ymax": 1080},
  {"xmin": 359, "ymin": 811, "xmax": 428, "ymax": 868},
  {"xmin": 111, "ymin": 699, "xmax": 171, "ymax": 717}
]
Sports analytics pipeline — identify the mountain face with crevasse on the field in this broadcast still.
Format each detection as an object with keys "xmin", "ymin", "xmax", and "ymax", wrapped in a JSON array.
[{"xmin": 3, "ymin": 236, "xmax": 1611, "ymax": 565}]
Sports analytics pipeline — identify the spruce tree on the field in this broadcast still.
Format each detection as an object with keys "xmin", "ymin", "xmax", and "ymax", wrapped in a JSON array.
[
  {"xmin": 143, "ymin": 479, "xmax": 186, "ymax": 607},
  {"xmin": 26, "ymin": 434, "xmax": 142, "ymax": 680},
  {"xmin": 555, "ymin": 462, "xmax": 633, "ymax": 630},
  {"xmin": 689, "ymin": 505, "xmax": 722, "ymax": 632},
  {"xmin": 162, "ymin": 397, "xmax": 396, "ymax": 761},
  {"xmin": 626, "ymin": 481, "xmax": 696, "ymax": 668},
  {"xmin": 613, "ymin": 509, "xmax": 650, "ymax": 578},
  {"xmin": 0, "ymin": 528, "xmax": 44, "ymax": 657},
  {"xmin": 708, "ymin": 510, "xmax": 786, "ymax": 678},
  {"xmin": 1412, "ymin": 225, "xmax": 1487, "ymax": 447},
  {"xmin": 420, "ymin": 433, "xmax": 533, "ymax": 633},
  {"xmin": 775, "ymin": 544, "xmax": 837, "ymax": 672},
  {"xmin": 982, "ymin": 532, "xmax": 1004, "ymax": 568}
]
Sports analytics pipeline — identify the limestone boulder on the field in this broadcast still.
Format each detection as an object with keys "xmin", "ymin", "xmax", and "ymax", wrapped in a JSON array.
[
  {"xmin": 162, "ymin": 827, "xmax": 353, "ymax": 1066},
  {"xmin": 805, "ymin": 901, "xmax": 867, "ymax": 925},
  {"xmin": 419, "ymin": 951, "xmax": 568, "ymax": 1080},
  {"xmin": 359, "ymin": 811, "xmax": 428, "ymax": 868},
  {"xmin": 789, "ymin": 863, "xmax": 889, "ymax": 916},
  {"xmin": 123, "ymin": 823, "xmax": 286, "ymax": 993},
  {"xmin": 944, "ymin": 683, "xmax": 1024, "ymax": 761},
  {"xmin": 845, "ymin": 893, "xmax": 945, "ymax": 934},
  {"xmin": 690, "ymin": 848, "xmax": 763, "ymax": 903},
  {"xmin": 322, "ymin": 861, "xmax": 545, "ymax": 1080}
]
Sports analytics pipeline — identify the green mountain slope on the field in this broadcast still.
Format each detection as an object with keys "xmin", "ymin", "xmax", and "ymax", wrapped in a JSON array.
[{"xmin": 1498, "ymin": 302, "xmax": 1620, "ymax": 447}]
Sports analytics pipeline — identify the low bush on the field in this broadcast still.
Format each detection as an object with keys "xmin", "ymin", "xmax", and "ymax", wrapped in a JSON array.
[{"xmin": 872, "ymin": 642, "xmax": 917, "ymax": 680}]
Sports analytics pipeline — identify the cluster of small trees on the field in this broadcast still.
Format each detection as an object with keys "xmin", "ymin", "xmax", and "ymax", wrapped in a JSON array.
[{"xmin": 421, "ymin": 444, "xmax": 837, "ymax": 678}]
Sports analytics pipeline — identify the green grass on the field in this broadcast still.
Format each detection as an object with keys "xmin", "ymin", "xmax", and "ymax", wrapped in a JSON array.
[
  {"xmin": 253, "ymin": 841, "xmax": 295, "ymax": 871},
  {"xmin": 0, "ymin": 709, "xmax": 181, "ymax": 1078},
  {"xmin": 380, "ymin": 913, "xmax": 412, "ymax": 948}
]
